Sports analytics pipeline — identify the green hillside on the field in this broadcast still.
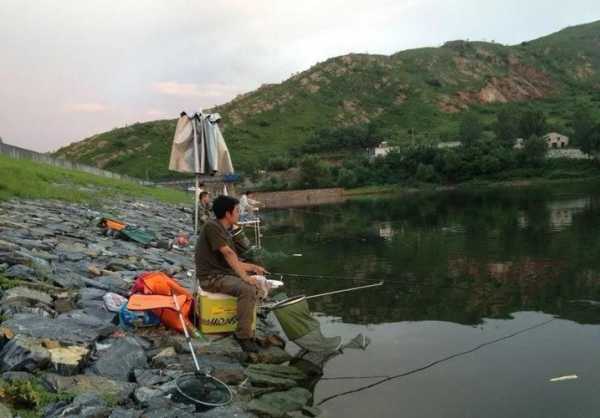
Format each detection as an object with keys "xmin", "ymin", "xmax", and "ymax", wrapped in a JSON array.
[{"xmin": 55, "ymin": 20, "xmax": 600, "ymax": 179}]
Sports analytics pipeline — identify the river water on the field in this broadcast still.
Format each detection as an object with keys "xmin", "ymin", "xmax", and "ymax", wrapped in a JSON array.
[{"xmin": 261, "ymin": 182, "xmax": 600, "ymax": 418}]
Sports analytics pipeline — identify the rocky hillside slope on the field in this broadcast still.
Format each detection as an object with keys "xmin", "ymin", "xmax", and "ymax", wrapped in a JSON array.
[{"xmin": 55, "ymin": 20, "xmax": 600, "ymax": 179}]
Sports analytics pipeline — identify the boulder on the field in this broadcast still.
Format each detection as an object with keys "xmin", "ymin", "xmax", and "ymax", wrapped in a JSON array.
[
  {"xmin": 1, "ymin": 286, "xmax": 53, "ymax": 305},
  {"xmin": 247, "ymin": 387, "xmax": 312, "ymax": 418},
  {"xmin": 244, "ymin": 364, "xmax": 307, "ymax": 390},
  {"xmin": 42, "ymin": 393, "xmax": 111, "ymax": 418},
  {"xmin": 0, "ymin": 311, "xmax": 115, "ymax": 346},
  {"xmin": 86, "ymin": 337, "xmax": 147, "ymax": 381},
  {"xmin": 4, "ymin": 264, "xmax": 38, "ymax": 281},
  {"xmin": 108, "ymin": 408, "xmax": 143, "ymax": 418},
  {"xmin": 47, "ymin": 345, "xmax": 90, "ymax": 376},
  {"xmin": 0, "ymin": 335, "xmax": 50, "ymax": 372},
  {"xmin": 1, "ymin": 370, "xmax": 36, "ymax": 383},
  {"xmin": 42, "ymin": 373, "xmax": 136, "ymax": 404}
]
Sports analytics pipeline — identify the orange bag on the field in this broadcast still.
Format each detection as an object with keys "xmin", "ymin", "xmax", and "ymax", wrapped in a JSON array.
[{"xmin": 130, "ymin": 272, "xmax": 194, "ymax": 333}]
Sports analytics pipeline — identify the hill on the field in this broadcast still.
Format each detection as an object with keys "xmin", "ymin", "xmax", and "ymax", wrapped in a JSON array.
[{"xmin": 55, "ymin": 20, "xmax": 600, "ymax": 179}]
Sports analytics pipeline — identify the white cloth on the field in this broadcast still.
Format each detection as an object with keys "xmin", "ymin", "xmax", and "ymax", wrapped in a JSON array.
[{"xmin": 168, "ymin": 113, "xmax": 234, "ymax": 175}]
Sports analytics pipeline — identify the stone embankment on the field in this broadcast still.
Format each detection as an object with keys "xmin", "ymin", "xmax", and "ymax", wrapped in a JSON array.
[{"xmin": 0, "ymin": 198, "xmax": 327, "ymax": 418}]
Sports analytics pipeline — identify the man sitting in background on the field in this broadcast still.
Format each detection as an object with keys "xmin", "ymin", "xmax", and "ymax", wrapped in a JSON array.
[
  {"xmin": 195, "ymin": 195, "xmax": 268, "ymax": 353},
  {"xmin": 197, "ymin": 191, "xmax": 212, "ymax": 228}
]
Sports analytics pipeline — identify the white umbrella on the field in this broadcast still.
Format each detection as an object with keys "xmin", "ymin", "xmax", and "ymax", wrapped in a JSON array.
[{"xmin": 169, "ymin": 111, "xmax": 234, "ymax": 233}]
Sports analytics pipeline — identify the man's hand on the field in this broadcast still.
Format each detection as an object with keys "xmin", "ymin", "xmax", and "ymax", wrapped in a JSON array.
[
  {"xmin": 244, "ymin": 263, "xmax": 268, "ymax": 275},
  {"xmin": 243, "ymin": 275, "xmax": 258, "ymax": 286}
]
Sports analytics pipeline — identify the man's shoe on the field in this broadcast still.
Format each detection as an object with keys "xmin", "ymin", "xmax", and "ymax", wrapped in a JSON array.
[{"xmin": 235, "ymin": 337, "xmax": 261, "ymax": 353}]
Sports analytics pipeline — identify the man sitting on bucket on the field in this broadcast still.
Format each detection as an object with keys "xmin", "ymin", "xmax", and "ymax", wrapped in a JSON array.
[{"xmin": 195, "ymin": 195, "xmax": 268, "ymax": 353}]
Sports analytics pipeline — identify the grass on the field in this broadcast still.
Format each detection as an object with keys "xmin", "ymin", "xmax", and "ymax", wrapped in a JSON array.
[
  {"xmin": 0, "ymin": 379, "xmax": 73, "ymax": 418},
  {"xmin": 0, "ymin": 154, "xmax": 190, "ymax": 204}
]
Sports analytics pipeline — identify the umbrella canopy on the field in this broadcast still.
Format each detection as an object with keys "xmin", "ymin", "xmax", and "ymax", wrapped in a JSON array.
[{"xmin": 169, "ymin": 112, "xmax": 234, "ymax": 175}]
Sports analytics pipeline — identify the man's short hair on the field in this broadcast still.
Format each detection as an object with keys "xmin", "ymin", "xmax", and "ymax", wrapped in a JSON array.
[
  {"xmin": 212, "ymin": 195, "xmax": 239, "ymax": 219},
  {"xmin": 199, "ymin": 191, "xmax": 209, "ymax": 200}
]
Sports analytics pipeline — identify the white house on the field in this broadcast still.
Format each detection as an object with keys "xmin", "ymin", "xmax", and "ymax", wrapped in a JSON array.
[
  {"xmin": 368, "ymin": 141, "xmax": 398, "ymax": 159},
  {"xmin": 543, "ymin": 132, "xmax": 569, "ymax": 149},
  {"xmin": 513, "ymin": 138, "xmax": 525, "ymax": 149},
  {"xmin": 437, "ymin": 141, "xmax": 462, "ymax": 149}
]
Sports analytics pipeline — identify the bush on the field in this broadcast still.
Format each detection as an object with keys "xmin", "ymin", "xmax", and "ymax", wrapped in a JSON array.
[{"xmin": 265, "ymin": 156, "xmax": 292, "ymax": 171}]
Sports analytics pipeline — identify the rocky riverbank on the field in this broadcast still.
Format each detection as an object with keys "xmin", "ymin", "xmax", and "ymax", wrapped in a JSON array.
[{"xmin": 0, "ymin": 198, "xmax": 327, "ymax": 418}]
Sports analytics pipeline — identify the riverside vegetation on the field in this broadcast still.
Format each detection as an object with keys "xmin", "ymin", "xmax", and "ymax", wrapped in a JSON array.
[{"xmin": 55, "ymin": 20, "xmax": 600, "ymax": 185}]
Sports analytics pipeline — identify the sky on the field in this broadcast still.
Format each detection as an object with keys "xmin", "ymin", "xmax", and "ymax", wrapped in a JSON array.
[{"xmin": 2, "ymin": 0, "xmax": 600, "ymax": 153}]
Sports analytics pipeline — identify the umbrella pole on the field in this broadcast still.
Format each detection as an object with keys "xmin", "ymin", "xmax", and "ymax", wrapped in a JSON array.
[{"xmin": 194, "ymin": 174, "xmax": 199, "ymax": 234}]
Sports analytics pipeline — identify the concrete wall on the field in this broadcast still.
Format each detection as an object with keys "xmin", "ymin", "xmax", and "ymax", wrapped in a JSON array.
[
  {"xmin": 255, "ymin": 188, "xmax": 345, "ymax": 208},
  {"xmin": 0, "ymin": 142, "xmax": 150, "ymax": 185}
]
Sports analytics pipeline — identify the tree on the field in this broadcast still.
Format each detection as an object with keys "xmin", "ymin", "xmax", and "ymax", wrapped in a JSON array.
[
  {"xmin": 459, "ymin": 112, "xmax": 483, "ymax": 145},
  {"xmin": 578, "ymin": 124, "xmax": 600, "ymax": 161},
  {"xmin": 519, "ymin": 110, "xmax": 547, "ymax": 139},
  {"xmin": 298, "ymin": 155, "xmax": 332, "ymax": 188},
  {"xmin": 494, "ymin": 107, "xmax": 520, "ymax": 144},
  {"xmin": 572, "ymin": 107, "xmax": 595, "ymax": 147},
  {"xmin": 523, "ymin": 135, "xmax": 547, "ymax": 166}
]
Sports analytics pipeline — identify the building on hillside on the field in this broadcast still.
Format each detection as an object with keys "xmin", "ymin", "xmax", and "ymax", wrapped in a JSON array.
[
  {"xmin": 513, "ymin": 138, "xmax": 525, "ymax": 149},
  {"xmin": 437, "ymin": 141, "xmax": 462, "ymax": 149},
  {"xmin": 367, "ymin": 141, "xmax": 398, "ymax": 159},
  {"xmin": 543, "ymin": 132, "xmax": 569, "ymax": 148}
]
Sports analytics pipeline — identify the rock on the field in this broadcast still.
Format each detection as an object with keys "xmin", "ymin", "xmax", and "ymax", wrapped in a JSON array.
[
  {"xmin": 151, "ymin": 353, "xmax": 245, "ymax": 384},
  {"xmin": 109, "ymin": 408, "xmax": 143, "ymax": 418},
  {"xmin": 0, "ymin": 335, "xmax": 50, "ymax": 372},
  {"xmin": 199, "ymin": 404, "xmax": 257, "ymax": 418},
  {"xmin": 133, "ymin": 368, "xmax": 181, "ymax": 386},
  {"xmin": 1, "ymin": 286, "xmax": 53, "ymax": 305},
  {"xmin": 42, "ymin": 373, "xmax": 136, "ymax": 404},
  {"xmin": 53, "ymin": 297, "xmax": 76, "ymax": 314},
  {"xmin": 42, "ymin": 393, "xmax": 110, "ymax": 418},
  {"xmin": 302, "ymin": 406, "xmax": 323, "ymax": 417},
  {"xmin": 1, "ymin": 370, "xmax": 36, "ymax": 382},
  {"xmin": 151, "ymin": 347, "xmax": 176, "ymax": 360},
  {"xmin": 1, "ymin": 311, "xmax": 115, "ymax": 346},
  {"xmin": 245, "ymin": 364, "xmax": 307, "ymax": 390},
  {"xmin": 49, "ymin": 268, "xmax": 87, "ymax": 289},
  {"xmin": 247, "ymin": 387, "xmax": 312, "ymax": 418},
  {"xmin": 48, "ymin": 345, "xmax": 90, "ymax": 376},
  {"xmin": 133, "ymin": 386, "xmax": 163, "ymax": 404},
  {"xmin": 0, "ymin": 403, "xmax": 12, "ymax": 418},
  {"xmin": 86, "ymin": 337, "xmax": 147, "ymax": 381},
  {"xmin": 4, "ymin": 264, "xmax": 38, "ymax": 281},
  {"xmin": 248, "ymin": 346, "xmax": 293, "ymax": 365},
  {"xmin": 141, "ymin": 397, "xmax": 196, "ymax": 418}
]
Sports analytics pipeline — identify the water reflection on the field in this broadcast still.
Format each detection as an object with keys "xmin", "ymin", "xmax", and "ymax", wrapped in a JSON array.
[{"xmin": 263, "ymin": 184, "xmax": 600, "ymax": 326}]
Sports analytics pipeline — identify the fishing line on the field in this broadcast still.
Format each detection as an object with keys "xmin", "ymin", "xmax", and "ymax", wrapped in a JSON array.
[{"xmin": 317, "ymin": 317, "xmax": 556, "ymax": 405}]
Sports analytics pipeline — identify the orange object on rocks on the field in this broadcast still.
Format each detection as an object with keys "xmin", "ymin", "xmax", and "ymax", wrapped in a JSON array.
[{"xmin": 130, "ymin": 271, "xmax": 194, "ymax": 333}]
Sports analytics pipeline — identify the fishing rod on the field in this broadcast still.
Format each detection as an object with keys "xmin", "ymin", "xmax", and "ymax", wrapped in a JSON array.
[
  {"xmin": 269, "ymin": 271, "xmax": 473, "ymax": 290},
  {"xmin": 259, "ymin": 281, "xmax": 384, "ymax": 310},
  {"xmin": 305, "ymin": 281, "xmax": 384, "ymax": 300},
  {"xmin": 317, "ymin": 317, "xmax": 556, "ymax": 405}
]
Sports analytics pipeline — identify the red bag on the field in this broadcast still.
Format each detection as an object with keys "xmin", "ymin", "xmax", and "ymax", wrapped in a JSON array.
[{"xmin": 130, "ymin": 272, "xmax": 194, "ymax": 333}]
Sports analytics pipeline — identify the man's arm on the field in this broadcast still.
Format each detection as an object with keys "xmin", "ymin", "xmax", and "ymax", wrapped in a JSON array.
[
  {"xmin": 219, "ymin": 245, "xmax": 257, "ymax": 286},
  {"xmin": 241, "ymin": 262, "xmax": 268, "ymax": 275}
]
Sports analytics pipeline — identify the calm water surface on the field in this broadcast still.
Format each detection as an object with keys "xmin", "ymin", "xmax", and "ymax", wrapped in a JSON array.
[{"xmin": 261, "ymin": 183, "xmax": 600, "ymax": 418}]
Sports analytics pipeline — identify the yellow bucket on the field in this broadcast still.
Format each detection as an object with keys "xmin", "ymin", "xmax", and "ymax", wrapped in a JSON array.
[{"xmin": 196, "ymin": 289, "xmax": 256, "ymax": 334}]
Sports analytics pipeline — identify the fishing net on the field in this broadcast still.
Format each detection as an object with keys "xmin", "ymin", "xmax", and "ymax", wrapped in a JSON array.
[
  {"xmin": 272, "ymin": 296, "xmax": 342, "ymax": 353},
  {"xmin": 173, "ymin": 372, "xmax": 232, "ymax": 408}
]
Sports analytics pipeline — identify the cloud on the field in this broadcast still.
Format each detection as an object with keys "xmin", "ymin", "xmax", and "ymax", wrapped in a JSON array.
[
  {"xmin": 151, "ymin": 81, "xmax": 242, "ymax": 98},
  {"xmin": 145, "ymin": 109, "xmax": 167, "ymax": 118},
  {"xmin": 63, "ymin": 102, "xmax": 108, "ymax": 113}
]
